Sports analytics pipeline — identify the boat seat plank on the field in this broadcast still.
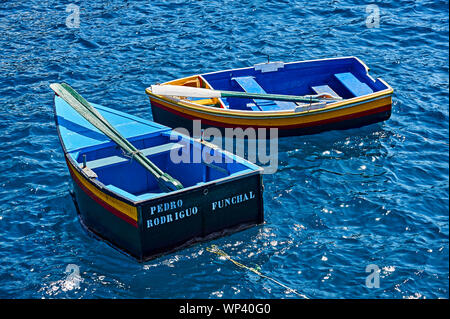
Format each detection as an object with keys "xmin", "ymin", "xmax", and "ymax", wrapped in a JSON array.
[
  {"xmin": 311, "ymin": 85, "xmax": 340, "ymax": 98},
  {"xmin": 232, "ymin": 76, "xmax": 296, "ymax": 111},
  {"xmin": 334, "ymin": 72, "xmax": 373, "ymax": 97},
  {"xmin": 83, "ymin": 142, "xmax": 185, "ymax": 170}
]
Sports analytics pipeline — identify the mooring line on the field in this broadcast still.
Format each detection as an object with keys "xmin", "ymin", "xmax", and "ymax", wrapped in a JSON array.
[{"xmin": 206, "ymin": 245, "xmax": 308, "ymax": 299}]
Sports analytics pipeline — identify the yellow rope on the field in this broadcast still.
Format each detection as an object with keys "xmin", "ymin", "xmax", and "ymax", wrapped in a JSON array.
[{"xmin": 206, "ymin": 245, "xmax": 308, "ymax": 299}]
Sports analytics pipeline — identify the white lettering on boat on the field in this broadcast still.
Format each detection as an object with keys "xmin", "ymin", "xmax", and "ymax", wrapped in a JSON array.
[
  {"xmin": 211, "ymin": 191, "xmax": 256, "ymax": 211},
  {"xmin": 149, "ymin": 199, "xmax": 183, "ymax": 215},
  {"xmin": 146, "ymin": 191, "xmax": 256, "ymax": 229},
  {"xmin": 146, "ymin": 206, "xmax": 198, "ymax": 229}
]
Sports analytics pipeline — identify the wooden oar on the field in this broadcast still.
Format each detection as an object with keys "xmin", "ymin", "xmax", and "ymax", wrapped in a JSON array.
[
  {"xmin": 51, "ymin": 83, "xmax": 184, "ymax": 192},
  {"xmin": 148, "ymin": 85, "xmax": 340, "ymax": 103}
]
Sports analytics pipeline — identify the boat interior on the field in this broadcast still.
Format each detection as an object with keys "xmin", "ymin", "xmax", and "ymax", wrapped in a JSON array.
[
  {"xmin": 55, "ymin": 97, "xmax": 259, "ymax": 202},
  {"xmin": 166, "ymin": 57, "xmax": 390, "ymax": 112},
  {"xmin": 74, "ymin": 133, "xmax": 258, "ymax": 201}
]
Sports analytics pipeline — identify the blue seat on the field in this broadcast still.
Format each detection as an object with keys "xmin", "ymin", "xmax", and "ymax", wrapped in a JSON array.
[
  {"xmin": 334, "ymin": 73, "xmax": 373, "ymax": 97},
  {"xmin": 232, "ymin": 76, "xmax": 296, "ymax": 111}
]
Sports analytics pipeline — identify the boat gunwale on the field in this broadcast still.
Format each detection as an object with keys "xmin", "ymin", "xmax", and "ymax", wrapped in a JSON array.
[{"xmin": 53, "ymin": 95, "xmax": 263, "ymax": 208}]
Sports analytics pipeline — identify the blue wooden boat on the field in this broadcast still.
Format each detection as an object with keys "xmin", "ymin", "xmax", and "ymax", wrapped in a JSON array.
[
  {"xmin": 146, "ymin": 57, "xmax": 394, "ymax": 137},
  {"xmin": 52, "ymin": 84, "xmax": 264, "ymax": 261}
]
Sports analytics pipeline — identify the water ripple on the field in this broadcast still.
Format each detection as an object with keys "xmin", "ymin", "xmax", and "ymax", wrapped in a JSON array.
[{"xmin": 0, "ymin": 0, "xmax": 448, "ymax": 299}]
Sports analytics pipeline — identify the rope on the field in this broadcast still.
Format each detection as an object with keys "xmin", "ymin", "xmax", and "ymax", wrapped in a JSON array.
[{"xmin": 206, "ymin": 245, "xmax": 308, "ymax": 299}]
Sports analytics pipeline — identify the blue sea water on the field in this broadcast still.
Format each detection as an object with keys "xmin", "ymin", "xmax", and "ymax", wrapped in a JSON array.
[{"xmin": 0, "ymin": 0, "xmax": 448, "ymax": 299}]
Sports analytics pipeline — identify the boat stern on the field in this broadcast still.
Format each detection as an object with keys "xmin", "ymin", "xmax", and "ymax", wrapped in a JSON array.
[{"xmin": 138, "ymin": 170, "xmax": 263, "ymax": 260}]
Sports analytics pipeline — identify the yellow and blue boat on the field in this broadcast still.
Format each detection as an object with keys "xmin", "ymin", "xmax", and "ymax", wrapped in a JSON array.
[
  {"xmin": 146, "ymin": 57, "xmax": 393, "ymax": 137},
  {"xmin": 52, "ymin": 84, "xmax": 264, "ymax": 261}
]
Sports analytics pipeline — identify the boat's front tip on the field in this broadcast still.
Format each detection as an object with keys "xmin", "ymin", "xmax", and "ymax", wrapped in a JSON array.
[{"xmin": 145, "ymin": 86, "xmax": 153, "ymax": 95}]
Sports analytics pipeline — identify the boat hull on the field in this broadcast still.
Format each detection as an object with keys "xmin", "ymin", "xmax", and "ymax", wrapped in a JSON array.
[
  {"xmin": 149, "ymin": 95, "xmax": 392, "ymax": 137},
  {"xmin": 53, "ymin": 93, "xmax": 264, "ymax": 262},
  {"xmin": 66, "ymin": 155, "xmax": 264, "ymax": 261}
]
